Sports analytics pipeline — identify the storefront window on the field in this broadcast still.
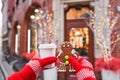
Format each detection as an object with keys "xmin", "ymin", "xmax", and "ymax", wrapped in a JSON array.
[{"xmin": 69, "ymin": 27, "xmax": 89, "ymax": 57}]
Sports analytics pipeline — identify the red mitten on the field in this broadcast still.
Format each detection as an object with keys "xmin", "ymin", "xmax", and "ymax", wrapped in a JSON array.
[
  {"xmin": 78, "ymin": 56, "xmax": 93, "ymax": 70},
  {"xmin": 68, "ymin": 56, "xmax": 96, "ymax": 80},
  {"xmin": 8, "ymin": 54, "xmax": 57, "ymax": 80}
]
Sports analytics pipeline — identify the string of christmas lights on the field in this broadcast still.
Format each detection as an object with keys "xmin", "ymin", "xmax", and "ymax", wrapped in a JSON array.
[
  {"xmin": 30, "ymin": 8, "xmax": 56, "ymax": 45},
  {"xmin": 88, "ymin": 4, "xmax": 120, "ymax": 62}
]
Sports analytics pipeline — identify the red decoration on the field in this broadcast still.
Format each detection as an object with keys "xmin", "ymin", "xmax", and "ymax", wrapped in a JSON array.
[{"xmin": 95, "ymin": 57, "xmax": 120, "ymax": 72}]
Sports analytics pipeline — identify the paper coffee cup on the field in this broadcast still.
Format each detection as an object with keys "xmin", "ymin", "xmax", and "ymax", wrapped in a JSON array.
[{"xmin": 39, "ymin": 43, "xmax": 56, "ymax": 68}]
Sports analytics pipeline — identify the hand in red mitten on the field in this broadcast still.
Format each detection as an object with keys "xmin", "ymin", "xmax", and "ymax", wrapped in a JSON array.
[
  {"xmin": 68, "ymin": 56, "xmax": 96, "ymax": 80},
  {"xmin": 8, "ymin": 54, "xmax": 57, "ymax": 80}
]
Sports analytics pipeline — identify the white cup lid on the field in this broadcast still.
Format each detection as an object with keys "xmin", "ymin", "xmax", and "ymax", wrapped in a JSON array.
[{"xmin": 39, "ymin": 43, "xmax": 56, "ymax": 49}]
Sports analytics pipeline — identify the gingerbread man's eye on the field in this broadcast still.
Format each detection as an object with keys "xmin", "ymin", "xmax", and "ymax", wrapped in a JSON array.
[
  {"xmin": 67, "ymin": 45, "xmax": 70, "ymax": 47},
  {"xmin": 63, "ymin": 44, "xmax": 65, "ymax": 47}
]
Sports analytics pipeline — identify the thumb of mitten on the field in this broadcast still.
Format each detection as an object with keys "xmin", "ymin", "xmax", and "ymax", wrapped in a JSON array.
[
  {"xmin": 68, "ymin": 56, "xmax": 83, "ymax": 73},
  {"xmin": 39, "ymin": 57, "xmax": 57, "ymax": 67},
  {"xmin": 32, "ymin": 54, "xmax": 57, "ymax": 68}
]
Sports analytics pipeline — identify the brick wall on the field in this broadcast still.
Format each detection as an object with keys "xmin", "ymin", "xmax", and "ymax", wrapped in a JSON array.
[
  {"xmin": 8, "ymin": 0, "xmax": 15, "ymax": 21},
  {"xmin": 10, "ymin": 0, "xmax": 53, "ymax": 54},
  {"xmin": 110, "ymin": 0, "xmax": 120, "ymax": 59}
]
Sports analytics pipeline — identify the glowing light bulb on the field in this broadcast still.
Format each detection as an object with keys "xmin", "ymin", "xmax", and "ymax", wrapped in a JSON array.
[
  {"xmin": 34, "ymin": 8, "xmax": 39, "ymax": 13},
  {"xmin": 30, "ymin": 15, "xmax": 35, "ymax": 19}
]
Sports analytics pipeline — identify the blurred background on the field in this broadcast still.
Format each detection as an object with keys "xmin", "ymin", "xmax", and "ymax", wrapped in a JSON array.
[{"xmin": 0, "ymin": 0, "xmax": 120, "ymax": 80}]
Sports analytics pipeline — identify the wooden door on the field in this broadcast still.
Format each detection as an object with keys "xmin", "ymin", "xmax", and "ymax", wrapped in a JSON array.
[{"xmin": 65, "ymin": 19, "xmax": 94, "ymax": 64}]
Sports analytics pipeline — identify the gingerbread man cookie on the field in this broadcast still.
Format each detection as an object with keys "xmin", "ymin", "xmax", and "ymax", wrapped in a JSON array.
[
  {"xmin": 57, "ymin": 41, "xmax": 79, "ymax": 65},
  {"xmin": 57, "ymin": 41, "xmax": 79, "ymax": 80}
]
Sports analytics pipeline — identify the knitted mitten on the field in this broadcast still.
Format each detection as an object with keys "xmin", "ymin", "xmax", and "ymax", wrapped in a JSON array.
[
  {"xmin": 68, "ymin": 56, "xmax": 96, "ymax": 80},
  {"xmin": 8, "ymin": 54, "xmax": 57, "ymax": 80}
]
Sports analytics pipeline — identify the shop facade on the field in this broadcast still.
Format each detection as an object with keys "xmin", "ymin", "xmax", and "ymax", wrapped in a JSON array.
[{"xmin": 1, "ymin": 0, "xmax": 120, "ymax": 80}]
